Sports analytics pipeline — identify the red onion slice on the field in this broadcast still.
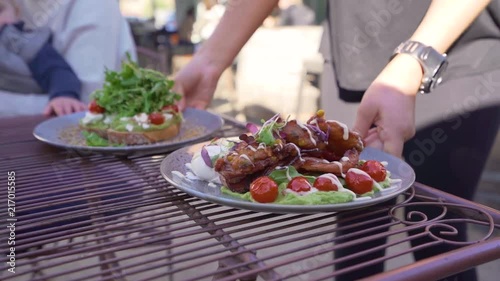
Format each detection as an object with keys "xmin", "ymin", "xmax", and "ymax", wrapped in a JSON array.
[{"xmin": 201, "ymin": 146, "xmax": 213, "ymax": 168}]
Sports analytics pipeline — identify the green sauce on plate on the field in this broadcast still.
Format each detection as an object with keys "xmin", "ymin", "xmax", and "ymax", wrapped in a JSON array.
[{"xmin": 221, "ymin": 184, "xmax": 354, "ymax": 205}]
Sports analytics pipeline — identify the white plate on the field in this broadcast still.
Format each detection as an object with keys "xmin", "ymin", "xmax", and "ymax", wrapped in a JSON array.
[
  {"xmin": 33, "ymin": 108, "xmax": 224, "ymax": 156},
  {"xmin": 160, "ymin": 142, "xmax": 416, "ymax": 213}
]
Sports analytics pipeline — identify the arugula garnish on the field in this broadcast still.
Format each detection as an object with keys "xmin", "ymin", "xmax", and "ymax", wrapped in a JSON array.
[
  {"xmin": 255, "ymin": 114, "xmax": 287, "ymax": 146},
  {"xmin": 91, "ymin": 54, "xmax": 181, "ymax": 117}
]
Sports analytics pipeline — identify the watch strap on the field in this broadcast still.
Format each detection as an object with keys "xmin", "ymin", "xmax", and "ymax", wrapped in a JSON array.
[{"xmin": 392, "ymin": 40, "xmax": 448, "ymax": 94}]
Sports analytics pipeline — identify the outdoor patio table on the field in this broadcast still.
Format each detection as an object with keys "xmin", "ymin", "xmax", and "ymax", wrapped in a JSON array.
[{"xmin": 0, "ymin": 113, "xmax": 499, "ymax": 281}]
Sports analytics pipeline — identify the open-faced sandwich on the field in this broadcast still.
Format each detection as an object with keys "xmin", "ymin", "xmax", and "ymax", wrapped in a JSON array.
[
  {"xmin": 79, "ymin": 57, "xmax": 182, "ymax": 146},
  {"xmin": 178, "ymin": 110, "xmax": 402, "ymax": 205}
]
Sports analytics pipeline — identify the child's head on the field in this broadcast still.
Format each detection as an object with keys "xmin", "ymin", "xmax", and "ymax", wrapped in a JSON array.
[{"xmin": 0, "ymin": 0, "xmax": 18, "ymax": 27}]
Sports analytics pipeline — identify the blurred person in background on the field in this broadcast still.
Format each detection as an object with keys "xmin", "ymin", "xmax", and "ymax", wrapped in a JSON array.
[
  {"xmin": 0, "ymin": 0, "xmax": 83, "ymax": 116},
  {"xmin": 174, "ymin": 1, "xmax": 500, "ymax": 280},
  {"xmin": 178, "ymin": 6, "xmax": 196, "ymax": 45},
  {"xmin": 0, "ymin": 0, "xmax": 136, "ymax": 117}
]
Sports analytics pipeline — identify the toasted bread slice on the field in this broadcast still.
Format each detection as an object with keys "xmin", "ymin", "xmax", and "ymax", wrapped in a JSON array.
[{"xmin": 106, "ymin": 122, "xmax": 181, "ymax": 145}]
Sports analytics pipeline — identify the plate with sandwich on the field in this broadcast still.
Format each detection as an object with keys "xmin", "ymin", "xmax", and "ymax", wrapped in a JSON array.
[{"xmin": 33, "ymin": 58, "xmax": 224, "ymax": 156}]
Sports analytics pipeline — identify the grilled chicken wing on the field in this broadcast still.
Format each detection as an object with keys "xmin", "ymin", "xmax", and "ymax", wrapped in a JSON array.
[
  {"xmin": 214, "ymin": 140, "xmax": 299, "ymax": 193},
  {"xmin": 214, "ymin": 110, "xmax": 364, "ymax": 193}
]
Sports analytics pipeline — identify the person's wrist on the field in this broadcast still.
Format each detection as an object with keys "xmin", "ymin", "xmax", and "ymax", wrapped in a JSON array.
[
  {"xmin": 49, "ymin": 91, "xmax": 80, "ymax": 101},
  {"xmin": 377, "ymin": 54, "xmax": 423, "ymax": 96},
  {"xmin": 196, "ymin": 46, "xmax": 230, "ymax": 78}
]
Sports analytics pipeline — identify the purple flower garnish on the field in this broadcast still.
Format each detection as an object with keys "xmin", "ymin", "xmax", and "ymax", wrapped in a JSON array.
[
  {"xmin": 246, "ymin": 123, "xmax": 259, "ymax": 135},
  {"xmin": 201, "ymin": 146, "xmax": 213, "ymax": 168},
  {"xmin": 306, "ymin": 124, "xmax": 328, "ymax": 142}
]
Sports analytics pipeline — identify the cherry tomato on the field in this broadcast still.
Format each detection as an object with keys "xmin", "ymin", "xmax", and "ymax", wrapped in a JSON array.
[
  {"xmin": 287, "ymin": 176, "xmax": 312, "ymax": 193},
  {"xmin": 360, "ymin": 160, "xmax": 387, "ymax": 182},
  {"xmin": 162, "ymin": 104, "xmax": 179, "ymax": 113},
  {"xmin": 345, "ymin": 170, "xmax": 374, "ymax": 195},
  {"xmin": 149, "ymin": 112, "xmax": 165, "ymax": 125},
  {"xmin": 250, "ymin": 176, "xmax": 278, "ymax": 203},
  {"xmin": 313, "ymin": 177, "xmax": 339, "ymax": 192},
  {"xmin": 89, "ymin": 100, "xmax": 105, "ymax": 114}
]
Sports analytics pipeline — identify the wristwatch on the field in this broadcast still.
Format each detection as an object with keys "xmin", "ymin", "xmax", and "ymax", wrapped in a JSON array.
[{"xmin": 391, "ymin": 40, "xmax": 448, "ymax": 94}]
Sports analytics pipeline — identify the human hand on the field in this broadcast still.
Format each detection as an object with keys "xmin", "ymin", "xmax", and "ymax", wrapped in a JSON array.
[
  {"xmin": 353, "ymin": 55, "xmax": 422, "ymax": 157},
  {"xmin": 44, "ymin": 97, "xmax": 86, "ymax": 117},
  {"xmin": 174, "ymin": 55, "xmax": 224, "ymax": 111}
]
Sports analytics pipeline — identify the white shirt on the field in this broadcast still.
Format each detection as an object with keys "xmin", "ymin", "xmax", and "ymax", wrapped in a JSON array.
[{"xmin": 0, "ymin": 0, "xmax": 136, "ymax": 116}]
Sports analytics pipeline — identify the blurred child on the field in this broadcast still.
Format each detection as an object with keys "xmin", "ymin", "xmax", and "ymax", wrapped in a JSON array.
[{"xmin": 0, "ymin": 0, "xmax": 85, "ymax": 116}]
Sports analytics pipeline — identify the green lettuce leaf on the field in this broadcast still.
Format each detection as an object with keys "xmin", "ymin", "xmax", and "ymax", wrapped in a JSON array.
[
  {"xmin": 255, "ymin": 114, "xmax": 286, "ymax": 146},
  {"xmin": 82, "ymin": 131, "xmax": 109, "ymax": 147},
  {"xmin": 268, "ymin": 166, "xmax": 315, "ymax": 185}
]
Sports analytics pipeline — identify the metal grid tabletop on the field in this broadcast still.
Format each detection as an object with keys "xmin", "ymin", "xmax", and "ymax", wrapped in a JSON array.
[{"xmin": 0, "ymin": 114, "xmax": 499, "ymax": 281}]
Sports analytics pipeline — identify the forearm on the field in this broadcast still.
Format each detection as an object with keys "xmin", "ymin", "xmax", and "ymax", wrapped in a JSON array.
[
  {"xmin": 410, "ymin": 0, "xmax": 491, "ymax": 53},
  {"xmin": 379, "ymin": 0, "xmax": 491, "ymax": 95},
  {"xmin": 46, "ymin": 68, "xmax": 81, "ymax": 100},
  {"xmin": 197, "ymin": 0, "xmax": 279, "ymax": 74}
]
